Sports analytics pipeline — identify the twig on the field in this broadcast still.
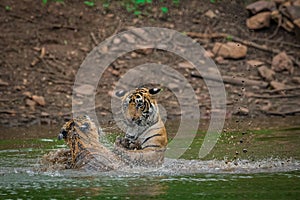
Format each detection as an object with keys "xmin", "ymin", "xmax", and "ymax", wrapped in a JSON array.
[
  {"xmin": 186, "ymin": 32, "xmax": 281, "ymax": 54},
  {"xmin": 112, "ymin": 20, "xmax": 122, "ymax": 35},
  {"xmin": 268, "ymin": 15, "xmax": 282, "ymax": 39},
  {"xmin": 264, "ymin": 86, "xmax": 300, "ymax": 94},
  {"xmin": 0, "ymin": 110, "xmax": 16, "ymax": 114},
  {"xmin": 90, "ymin": 32, "xmax": 99, "ymax": 45},
  {"xmin": 51, "ymin": 80, "xmax": 73, "ymax": 85},
  {"xmin": 249, "ymin": 93, "xmax": 300, "ymax": 98},
  {"xmin": 191, "ymin": 72, "xmax": 268, "ymax": 88}
]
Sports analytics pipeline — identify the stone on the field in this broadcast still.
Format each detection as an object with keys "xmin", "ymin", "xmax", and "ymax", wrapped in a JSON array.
[
  {"xmin": 235, "ymin": 107, "xmax": 249, "ymax": 115},
  {"xmin": 215, "ymin": 56, "xmax": 229, "ymax": 64},
  {"xmin": 32, "ymin": 95, "xmax": 46, "ymax": 106},
  {"xmin": 23, "ymin": 91, "xmax": 32, "ymax": 98},
  {"xmin": 111, "ymin": 69, "xmax": 120, "ymax": 76},
  {"xmin": 258, "ymin": 66, "xmax": 275, "ymax": 81},
  {"xmin": 285, "ymin": 5, "xmax": 300, "ymax": 20},
  {"xmin": 178, "ymin": 61, "xmax": 194, "ymax": 69},
  {"xmin": 270, "ymin": 81, "xmax": 286, "ymax": 90},
  {"xmin": 212, "ymin": 42, "xmax": 247, "ymax": 59},
  {"xmin": 41, "ymin": 112, "xmax": 50, "ymax": 117},
  {"xmin": 294, "ymin": 19, "xmax": 300, "ymax": 40},
  {"xmin": 246, "ymin": 12, "xmax": 271, "ymax": 29},
  {"xmin": 33, "ymin": 96, "xmax": 45, "ymax": 106},
  {"xmin": 247, "ymin": 60, "xmax": 264, "ymax": 67},
  {"xmin": 282, "ymin": 17, "xmax": 294, "ymax": 32},
  {"xmin": 26, "ymin": 99, "xmax": 36, "ymax": 110},
  {"xmin": 204, "ymin": 10, "xmax": 217, "ymax": 18},
  {"xmin": 246, "ymin": 1, "xmax": 276, "ymax": 14},
  {"xmin": 272, "ymin": 52, "xmax": 294, "ymax": 74}
]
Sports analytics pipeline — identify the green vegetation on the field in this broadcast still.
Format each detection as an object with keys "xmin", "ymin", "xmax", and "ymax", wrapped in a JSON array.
[
  {"xmin": 5, "ymin": 5, "xmax": 12, "ymax": 11},
  {"xmin": 84, "ymin": 1, "xmax": 96, "ymax": 7},
  {"xmin": 41, "ymin": 0, "xmax": 180, "ymax": 16}
]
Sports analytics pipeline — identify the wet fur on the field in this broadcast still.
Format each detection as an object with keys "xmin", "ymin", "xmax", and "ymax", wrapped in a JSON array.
[{"xmin": 43, "ymin": 88, "xmax": 168, "ymax": 170}]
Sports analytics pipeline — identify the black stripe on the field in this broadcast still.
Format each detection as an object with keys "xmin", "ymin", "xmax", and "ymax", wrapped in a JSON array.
[
  {"xmin": 141, "ymin": 133, "xmax": 162, "ymax": 145},
  {"xmin": 142, "ymin": 145, "xmax": 161, "ymax": 150}
]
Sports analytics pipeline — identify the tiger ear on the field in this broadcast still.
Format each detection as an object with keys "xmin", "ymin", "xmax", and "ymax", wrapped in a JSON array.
[
  {"xmin": 115, "ymin": 90, "xmax": 127, "ymax": 97},
  {"xmin": 149, "ymin": 88, "xmax": 161, "ymax": 95}
]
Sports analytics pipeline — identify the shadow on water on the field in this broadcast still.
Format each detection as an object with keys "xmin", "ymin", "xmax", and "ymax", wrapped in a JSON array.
[{"xmin": 0, "ymin": 117, "xmax": 300, "ymax": 199}]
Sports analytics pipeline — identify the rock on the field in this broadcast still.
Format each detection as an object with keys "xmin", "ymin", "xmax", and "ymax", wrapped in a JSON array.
[
  {"xmin": 285, "ymin": 5, "xmax": 300, "ymax": 20},
  {"xmin": 271, "ymin": 52, "xmax": 294, "ymax": 74},
  {"xmin": 204, "ymin": 50, "xmax": 214, "ymax": 58},
  {"xmin": 235, "ymin": 107, "xmax": 249, "ymax": 115},
  {"xmin": 110, "ymin": 69, "xmax": 120, "ymax": 76},
  {"xmin": 246, "ymin": 1, "xmax": 276, "ymax": 14},
  {"xmin": 204, "ymin": 10, "xmax": 217, "ymax": 18},
  {"xmin": 23, "ymin": 91, "xmax": 32, "ymax": 98},
  {"xmin": 178, "ymin": 61, "xmax": 194, "ymax": 69},
  {"xmin": 258, "ymin": 66, "xmax": 275, "ymax": 81},
  {"xmin": 131, "ymin": 52, "xmax": 138, "ymax": 58},
  {"xmin": 215, "ymin": 56, "xmax": 229, "ymax": 64},
  {"xmin": 260, "ymin": 100, "xmax": 272, "ymax": 111},
  {"xmin": 137, "ymin": 48, "xmax": 153, "ymax": 55},
  {"xmin": 270, "ymin": 81, "xmax": 286, "ymax": 90},
  {"xmin": 212, "ymin": 42, "xmax": 247, "ymax": 59},
  {"xmin": 246, "ymin": 12, "xmax": 271, "ymax": 30},
  {"xmin": 32, "ymin": 95, "xmax": 46, "ymax": 106},
  {"xmin": 247, "ymin": 60, "xmax": 264, "ymax": 67},
  {"xmin": 294, "ymin": 0, "xmax": 300, "ymax": 6},
  {"xmin": 294, "ymin": 18, "xmax": 300, "ymax": 40},
  {"xmin": 282, "ymin": 17, "xmax": 294, "ymax": 32},
  {"xmin": 26, "ymin": 99, "xmax": 36, "ymax": 110},
  {"xmin": 292, "ymin": 77, "xmax": 300, "ymax": 84},
  {"xmin": 41, "ymin": 112, "xmax": 50, "ymax": 117}
]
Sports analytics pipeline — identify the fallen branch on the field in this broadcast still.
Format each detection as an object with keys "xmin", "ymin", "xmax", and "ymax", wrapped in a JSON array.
[
  {"xmin": 191, "ymin": 72, "xmax": 268, "ymax": 88},
  {"xmin": 90, "ymin": 32, "xmax": 99, "ymax": 45},
  {"xmin": 0, "ymin": 110, "xmax": 16, "ymax": 114},
  {"xmin": 263, "ymin": 109, "xmax": 300, "ymax": 116},
  {"xmin": 249, "ymin": 93, "xmax": 300, "ymax": 98},
  {"xmin": 186, "ymin": 32, "xmax": 281, "ymax": 54},
  {"xmin": 264, "ymin": 86, "xmax": 300, "ymax": 94}
]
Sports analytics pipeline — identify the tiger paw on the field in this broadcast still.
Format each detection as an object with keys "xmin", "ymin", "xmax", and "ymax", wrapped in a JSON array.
[{"xmin": 128, "ymin": 140, "xmax": 142, "ymax": 150}]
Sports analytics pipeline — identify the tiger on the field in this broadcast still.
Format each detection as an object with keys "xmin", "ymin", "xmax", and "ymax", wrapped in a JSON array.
[
  {"xmin": 113, "ymin": 87, "xmax": 168, "ymax": 166},
  {"xmin": 44, "ymin": 115, "xmax": 123, "ymax": 171},
  {"xmin": 43, "ymin": 87, "xmax": 168, "ymax": 170}
]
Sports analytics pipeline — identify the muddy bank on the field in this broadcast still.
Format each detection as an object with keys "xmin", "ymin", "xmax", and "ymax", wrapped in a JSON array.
[{"xmin": 1, "ymin": 0, "xmax": 300, "ymax": 127}]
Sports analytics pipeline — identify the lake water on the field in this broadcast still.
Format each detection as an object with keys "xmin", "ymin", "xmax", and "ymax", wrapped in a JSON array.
[{"xmin": 1, "ymin": 117, "xmax": 300, "ymax": 199}]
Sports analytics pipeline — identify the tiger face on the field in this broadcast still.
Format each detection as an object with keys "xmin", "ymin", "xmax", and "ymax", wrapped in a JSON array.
[{"xmin": 116, "ymin": 87, "xmax": 162, "ymax": 126}]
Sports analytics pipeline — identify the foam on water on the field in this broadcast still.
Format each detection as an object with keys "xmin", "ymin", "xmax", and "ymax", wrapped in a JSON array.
[{"xmin": 27, "ymin": 157, "xmax": 300, "ymax": 178}]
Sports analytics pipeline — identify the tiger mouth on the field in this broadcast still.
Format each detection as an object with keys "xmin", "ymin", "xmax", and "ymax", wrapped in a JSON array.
[{"xmin": 125, "ymin": 118, "xmax": 142, "ymax": 126}]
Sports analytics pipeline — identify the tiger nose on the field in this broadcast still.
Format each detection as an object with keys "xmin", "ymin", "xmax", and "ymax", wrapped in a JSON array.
[{"xmin": 135, "ymin": 96, "xmax": 143, "ymax": 107}]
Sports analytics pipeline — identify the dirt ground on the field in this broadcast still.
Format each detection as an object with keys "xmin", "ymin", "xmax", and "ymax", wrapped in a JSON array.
[{"xmin": 0, "ymin": 0, "xmax": 300, "ymax": 127}]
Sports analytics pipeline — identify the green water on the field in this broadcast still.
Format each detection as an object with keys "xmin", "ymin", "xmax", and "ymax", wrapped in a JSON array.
[
  {"xmin": 2, "ymin": 172, "xmax": 300, "ymax": 199},
  {"xmin": 0, "ymin": 118, "xmax": 300, "ymax": 199}
]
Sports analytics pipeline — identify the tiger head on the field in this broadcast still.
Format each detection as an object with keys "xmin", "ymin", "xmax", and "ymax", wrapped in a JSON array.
[{"xmin": 115, "ymin": 87, "xmax": 162, "ymax": 126}]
